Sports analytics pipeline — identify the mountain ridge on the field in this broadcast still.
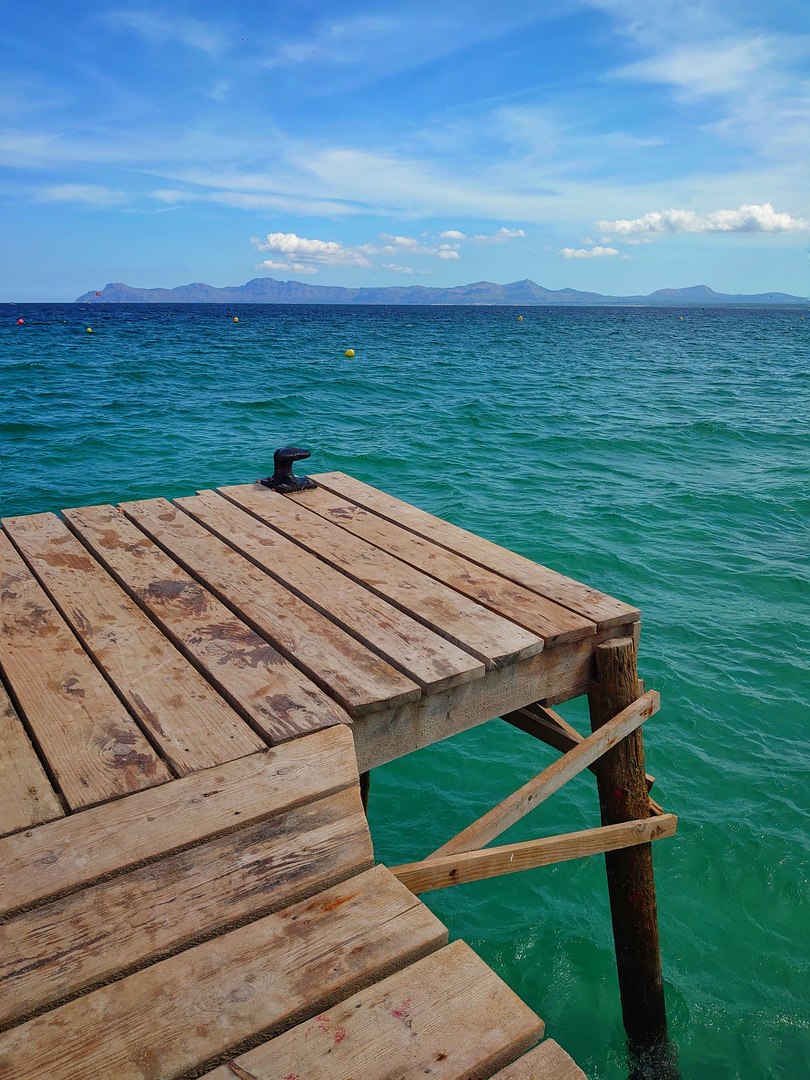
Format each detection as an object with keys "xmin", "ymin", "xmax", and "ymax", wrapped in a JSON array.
[{"xmin": 76, "ymin": 277, "xmax": 808, "ymax": 305}]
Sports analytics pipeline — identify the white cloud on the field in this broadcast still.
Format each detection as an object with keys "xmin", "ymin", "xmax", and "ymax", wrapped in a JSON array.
[
  {"xmin": 35, "ymin": 183, "xmax": 127, "ymax": 207},
  {"xmin": 473, "ymin": 227, "xmax": 527, "ymax": 242},
  {"xmin": 557, "ymin": 246, "xmax": 620, "ymax": 258},
  {"xmin": 105, "ymin": 10, "xmax": 226, "ymax": 54},
  {"xmin": 438, "ymin": 248, "xmax": 460, "ymax": 259},
  {"xmin": 599, "ymin": 203, "xmax": 809, "ymax": 235},
  {"xmin": 251, "ymin": 232, "xmax": 372, "ymax": 266},
  {"xmin": 257, "ymin": 259, "xmax": 319, "ymax": 275},
  {"xmin": 377, "ymin": 233, "xmax": 420, "ymax": 248},
  {"xmin": 439, "ymin": 230, "xmax": 466, "ymax": 239},
  {"xmin": 617, "ymin": 38, "xmax": 774, "ymax": 98},
  {"xmin": 381, "ymin": 263, "xmax": 431, "ymax": 275}
]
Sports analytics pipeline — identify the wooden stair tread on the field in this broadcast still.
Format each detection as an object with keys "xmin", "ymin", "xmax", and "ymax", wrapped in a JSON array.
[
  {"xmin": 0, "ymin": 784, "xmax": 372, "ymax": 1028},
  {"xmin": 0, "ymin": 531, "xmax": 172, "ymax": 809},
  {"xmin": 490, "ymin": 1039, "xmax": 589, "ymax": 1079},
  {"xmin": 0, "ymin": 725, "xmax": 358, "ymax": 917},
  {"xmin": 203, "ymin": 939, "xmax": 544, "ymax": 1080},
  {"xmin": 0, "ymin": 865, "xmax": 447, "ymax": 1080}
]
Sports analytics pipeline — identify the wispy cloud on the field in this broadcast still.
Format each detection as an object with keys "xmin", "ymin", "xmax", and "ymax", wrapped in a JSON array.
[
  {"xmin": 599, "ymin": 203, "xmax": 808, "ymax": 235},
  {"xmin": 35, "ymin": 183, "xmax": 128, "ymax": 207},
  {"xmin": 473, "ymin": 227, "xmax": 527, "ymax": 242},
  {"xmin": 616, "ymin": 38, "xmax": 775, "ymax": 98},
  {"xmin": 558, "ymin": 245, "xmax": 620, "ymax": 258},
  {"xmin": 105, "ymin": 10, "xmax": 227, "ymax": 54},
  {"xmin": 250, "ymin": 230, "xmax": 464, "ymax": 273}
]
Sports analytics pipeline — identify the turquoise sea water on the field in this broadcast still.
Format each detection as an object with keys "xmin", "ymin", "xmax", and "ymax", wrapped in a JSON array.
[{"xmin": 2, "ymin": 302, "xmax": 809, "ymax": 1079}]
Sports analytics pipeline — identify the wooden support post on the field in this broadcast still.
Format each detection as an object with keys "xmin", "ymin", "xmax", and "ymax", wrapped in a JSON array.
[
  {"xmin": 588, "ymin": 638, "xmax": 679, "ymax": 1079},
  {"xmin": 360, "ymin": 770, "xmax": 370, "ymax": 813}
]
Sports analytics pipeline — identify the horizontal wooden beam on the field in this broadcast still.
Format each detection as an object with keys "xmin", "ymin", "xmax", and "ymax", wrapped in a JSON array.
[
  {"xmin": 391, "ymin": 814, "xmax": 677, "ymax": 895},
  {"xmin": 432, "ymin": 691, "xmax": 660, "ymax": 858}
]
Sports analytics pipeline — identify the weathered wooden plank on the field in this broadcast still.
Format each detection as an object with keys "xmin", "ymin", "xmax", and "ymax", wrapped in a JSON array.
[
  {"xmin": 218, "ymin": 483, "xmax": 543, "ymax": 669},
  {"xmin": 312, "ymin": 471, "xmax": 640, "ymax": 630},
  {"xmin": 0, "ymin": 531, "xmax": 171, "ymax": 810},
  {"xmin": 284, "ymin": 485, "xmax": 595, "ymax": 647},
  {"xmin": 3, "ymin": 513, "xmax": 263, "ymax": 773},
  {"xmin": 0, "ymin": 724, "xmax": 358, "ymax": 917},
  {"xmin": 431, "ymin": 691, "xmax": 660, "ymax": 857},
  {"xmin": 175, "ymin": 490, "xmax": 483, "ymax": 694},
  {"xmin": 391, "ymin": 815, "xmax": 677, "ymax": 894},
  {"xmin": 0, "ymin": 786, "xmax": 373, "ymax": 1028},
  {"xmin": 204, "ymin": 939, "xmax": 544, "ymax": 1080},
  {"xmin": 120, "ymin": 497, "xmax": 419, "ymax": 717},
  {"xmin": 490, "ymin": 1039, "xmax": 589, "ymax": 1080},
  {"xmin": 0, "ymin": 682, "xmax": 63, "ymax": 837},
  {"xmin": 64, "ymin": 503, "xmax": 354, "ymax": 744},
  {"xmin": 0, "ymin": 866, "xmax": 447, "ymax": 1080}
]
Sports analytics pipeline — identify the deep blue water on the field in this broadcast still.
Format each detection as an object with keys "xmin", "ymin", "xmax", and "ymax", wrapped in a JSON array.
[{"xmin": 2, "ymin": 302, "xmax": 809, "ymax": 1078}]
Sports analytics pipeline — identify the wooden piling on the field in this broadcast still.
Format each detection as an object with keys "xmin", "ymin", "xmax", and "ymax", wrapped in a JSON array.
[{"xmin": 588, "ymin": 638, "xmax": 679, "ymax": 1079}]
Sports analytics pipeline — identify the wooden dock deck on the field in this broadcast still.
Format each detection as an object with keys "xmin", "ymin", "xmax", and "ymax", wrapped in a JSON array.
[{"xmin": 1, "ymin": 468, "xmax": 677, "ymax": 1079}]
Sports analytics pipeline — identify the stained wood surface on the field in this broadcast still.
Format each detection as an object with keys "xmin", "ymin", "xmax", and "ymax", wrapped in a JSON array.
[
  {"xmin": 311, "ymin": 471, "xmax": 639, "ymax": 629},
  {"xmin": 120, "ymin": 497, "xmax": 419, "ymax": 717},
  {"xmin": 1, "ymin": 531, "xmax": 171, "ymax": 809},
  {"xmin": 3, "ymin": 513, "xmax": 263, "ymax": 773},
  {"xmin": 204, "ymin": 939, "xmax": 544, "ymax": 1080},
  {"xmin": 490, "ymin": 1039, "xmax": 589, "ymax": 1079},
  {"xmin": 283, "ymin": 485, "xmax": 595, "ymax": 647},
  {"xmin": 64, "ymin": 503, "xmax": 353, "ymax": 743},
  {"xmin": 176, "ymin": 490, "xmax": 483, "ymax": 693},
  {"xmin": 0, "ymin": 724, "xmax": 357, "ymax": 917},
  {"xmin": 391, "ymin": 816, "xmax": 677, "ymax": 894},
  {"xmin": 0, "ymin": 786, "xmax": 373, "ymax": 1028},
  {"xmin": 218, "ymin": 483, "xmax": 544, "ymax": 669},
  {"xmin": 431, "ymin": 691, "xmax": 660, "ymax": 857},
  {"xmin": 0, "ymin": 682, "xmax": 63, "ymax": 837},
  {"xmin": 0, "ymin": 866, "xmax": 447, "ymax": 1080}
]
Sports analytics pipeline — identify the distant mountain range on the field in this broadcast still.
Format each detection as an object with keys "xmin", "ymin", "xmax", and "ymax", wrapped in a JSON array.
[{"xmin": 76, "ymin": 278, "xmax": 808, "ymax": 306}]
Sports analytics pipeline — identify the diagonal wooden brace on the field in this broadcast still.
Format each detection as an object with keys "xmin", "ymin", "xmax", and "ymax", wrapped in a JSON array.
[{"xmin": 430, "ymin": 690, "xmax": 660, "ymax": 858}]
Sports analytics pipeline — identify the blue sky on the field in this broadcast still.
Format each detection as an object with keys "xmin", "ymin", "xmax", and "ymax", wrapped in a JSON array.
[{"xmin": 2, "ymin": 0, "xmax": 808, "ymax": 299}]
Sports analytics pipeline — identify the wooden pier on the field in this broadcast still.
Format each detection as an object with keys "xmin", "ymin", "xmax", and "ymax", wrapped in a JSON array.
[{"xmin": 1, "ymin": 467, "xmax": 678, "ymax": 1079}]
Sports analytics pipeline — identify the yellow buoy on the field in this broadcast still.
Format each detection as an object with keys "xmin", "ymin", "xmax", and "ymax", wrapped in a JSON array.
[
  {"xmin": 234, "ymin": 317, "xmax": 238, "ymax": 322},
  {"xmin": 86, "ymin": 327, "xmax": 93, "ymax": 333},
  {"xmin": 518, "ymin": 315, "xmax": 523, "ymax": 320},
  {"xmin": 344, "ymin": 349, "xmax": 355, "ymax": 357},
  {"xmin": 679, "ymin": 317, "xmax": 684, "ymax": 320}
]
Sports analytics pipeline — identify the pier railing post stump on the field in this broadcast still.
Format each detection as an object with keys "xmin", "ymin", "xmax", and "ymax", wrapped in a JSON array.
[{"xmin": 588, "ymin": 637, "xmax": 679, "ymax": 1080}]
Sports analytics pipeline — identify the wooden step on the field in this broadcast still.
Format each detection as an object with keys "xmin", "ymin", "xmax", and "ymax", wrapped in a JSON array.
[
  {"xmin": 0, "ymin": 786, "xmax": 372, "ymax": 1028},
  {"xmin": 490, "ymin": 1039, "xmax": 589, "ymax": 1079},
  {"xmin": 0, "ymin": 683, "xmax": 63, "ymax": 838},
  {"xmin": 0, "ymin": 724, "xmax": 358, "ymax": 917},
  {"xmin": 1, "ymin": 531, "xmax": 172, "ymax": 809},
  {"xmin": 203, "ymin": 939, "xmax": 544, "ymax": 1080},
  {"xmin": 0, "ymin": 866, "xmax": 447, "ymax": 1080}
]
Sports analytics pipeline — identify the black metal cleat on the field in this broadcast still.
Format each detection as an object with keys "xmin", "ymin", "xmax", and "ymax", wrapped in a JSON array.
[{"xmin": 259, "ymin": 447, "xmax": 318, "ymax": 493}]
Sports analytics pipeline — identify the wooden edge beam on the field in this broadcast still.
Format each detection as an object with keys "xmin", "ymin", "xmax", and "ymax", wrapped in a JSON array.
[
  {"xmin": 391, "ymin": 814, "xmax": 677, "ymax": 895},
  {"xmin": 431, "ymin": 690, "xmax": 660, "ymax": 858},
  {"xmin": 502, "ymin": 704, "xmax": 657, "ymax": 793}
]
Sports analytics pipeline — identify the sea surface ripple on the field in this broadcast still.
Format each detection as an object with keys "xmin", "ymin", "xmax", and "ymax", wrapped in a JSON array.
[{"xmin": 2, "ymin": 302, "xmax": 809, "ymax": 1079}]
